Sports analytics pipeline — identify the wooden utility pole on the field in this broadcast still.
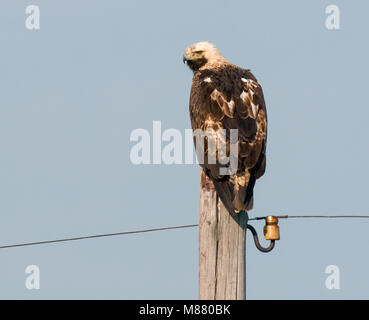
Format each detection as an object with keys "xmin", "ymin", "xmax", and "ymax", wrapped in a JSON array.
[{"xmin": 199, "ymin": 170, "xmax": 248, "ymax": 300}]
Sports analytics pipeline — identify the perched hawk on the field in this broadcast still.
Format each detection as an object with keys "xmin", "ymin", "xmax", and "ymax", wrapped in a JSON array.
[{"xmin": 183, "ymin": 41, "xmax": 267, "ymax": 214}]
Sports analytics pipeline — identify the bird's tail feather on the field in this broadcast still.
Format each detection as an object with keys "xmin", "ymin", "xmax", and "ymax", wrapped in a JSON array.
[{"xmin": 210, "ymin": 177, "xmax": 253, "ymax": 214}]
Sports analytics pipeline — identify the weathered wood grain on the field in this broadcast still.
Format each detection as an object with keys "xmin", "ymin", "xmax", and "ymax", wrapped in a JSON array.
[{"xmin": 199, "ymin": 170, "xmax": 248, "ymax": 300}]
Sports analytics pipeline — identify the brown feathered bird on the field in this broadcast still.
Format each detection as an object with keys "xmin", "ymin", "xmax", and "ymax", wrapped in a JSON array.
[{"xmin": 183, "ymin": 41, "xmax": 267, "ymax": 214}]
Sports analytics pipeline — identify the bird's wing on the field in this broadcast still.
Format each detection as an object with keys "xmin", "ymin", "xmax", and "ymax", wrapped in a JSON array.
[{"xmin": 189, "ymin": 67, "xmax": 267, "ymax": 213}]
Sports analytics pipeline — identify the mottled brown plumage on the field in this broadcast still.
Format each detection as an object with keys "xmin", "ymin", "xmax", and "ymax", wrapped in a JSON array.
[{"xmin": 184, "ymin": 42, "xmax": 267, "ymax": 214}]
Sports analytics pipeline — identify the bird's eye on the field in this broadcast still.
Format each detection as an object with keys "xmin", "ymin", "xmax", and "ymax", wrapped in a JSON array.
[{"xmin": 193, "ymin": 50, "xmax": 204, "ymax": 54}]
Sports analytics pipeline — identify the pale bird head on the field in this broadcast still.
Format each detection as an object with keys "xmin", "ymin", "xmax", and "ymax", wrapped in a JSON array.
[{"xmin": 183, "ymin": 41, "xmax": 225, "ymax": 71}]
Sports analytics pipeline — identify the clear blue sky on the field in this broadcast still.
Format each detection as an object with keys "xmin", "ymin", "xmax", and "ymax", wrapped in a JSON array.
[{"xmin": 0, "ymin": 0, "xmax": 368, "ymax": 299}]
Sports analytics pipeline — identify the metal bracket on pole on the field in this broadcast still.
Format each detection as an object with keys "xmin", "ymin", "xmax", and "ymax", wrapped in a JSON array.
[{"xmin": 247, "ymin": 216, "xmax": 280, "ymax": 253}]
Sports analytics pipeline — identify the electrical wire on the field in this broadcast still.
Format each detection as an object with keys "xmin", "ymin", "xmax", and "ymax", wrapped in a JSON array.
[
  {"xmin": 1, "ymin": 214, "xmax": 369, "ymax": 250},
  {"xmin": 0, "ymin": 224, "xmax": 198, "ymax": 250},
  {"xmin": 248, "ymin": 215, "xmax": 369, "ymax": 220}
]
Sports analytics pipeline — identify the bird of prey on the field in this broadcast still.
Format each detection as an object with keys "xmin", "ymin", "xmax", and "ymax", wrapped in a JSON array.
[{"xmin": 183, "ymin": 41, "xmax": 267, "ymax": 214}]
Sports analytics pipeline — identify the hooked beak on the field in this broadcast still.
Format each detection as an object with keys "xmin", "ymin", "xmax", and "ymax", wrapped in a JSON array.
[{"xmin": 183, "ymin": 53, "xmax": 191, "ymax": 64}]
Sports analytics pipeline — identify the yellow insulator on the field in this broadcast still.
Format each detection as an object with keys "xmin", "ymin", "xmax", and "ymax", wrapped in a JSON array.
[{"xmin": 263, "ymin": 216, "xmax": 280, "ymax": 240}]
